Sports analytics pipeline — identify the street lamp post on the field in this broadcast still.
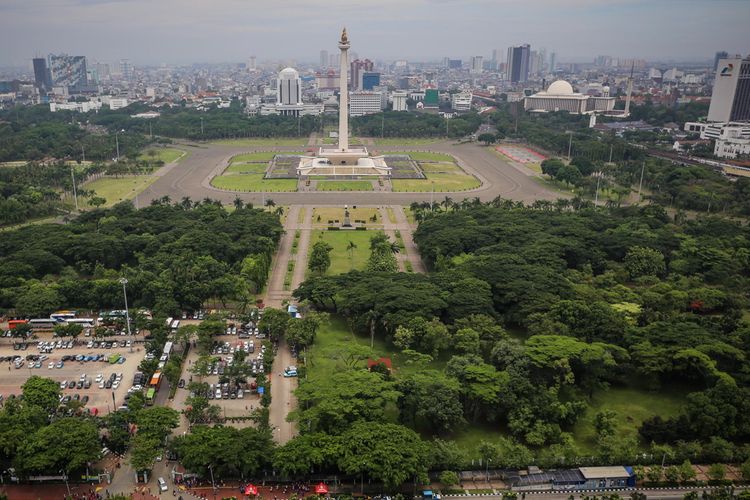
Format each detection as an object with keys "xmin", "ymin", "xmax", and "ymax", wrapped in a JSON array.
[
  {"xmin": 566, "ymin": 131, "xmax": 574, "ymax": 160},
  {"xmin": 115, "ymin": 129, "xmax": 125, "ymax": 162},
  {"xmin": 208, "ymin": 464, "xmax": 217, "ymax": 500},
  {"xmin": 119, "ymin": 278, "xmax": 134, "ymax": 353},
  {"xmin": 61, "ymin": 470, "xmax": 71, "ymax": 497},
  {"xmin": 70, "ymin": 165, "xmax": 79, "ymax": 211}
]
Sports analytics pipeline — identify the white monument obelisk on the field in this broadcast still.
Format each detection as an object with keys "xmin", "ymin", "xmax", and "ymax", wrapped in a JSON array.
[{"xmin": 338, "ymin": 28, "xmax": 350, "ymax": 151}]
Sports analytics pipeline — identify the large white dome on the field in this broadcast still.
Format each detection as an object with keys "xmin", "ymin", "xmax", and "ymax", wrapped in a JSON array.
[
  {"xmin": 279, "ymin": 67, "xmax": 299, "ymax": 79},
  {"xmin": 546, "ymin": 80, "xmax": 574, "ymax": 95}
]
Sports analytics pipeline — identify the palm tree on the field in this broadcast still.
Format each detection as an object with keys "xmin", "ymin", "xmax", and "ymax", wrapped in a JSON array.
[
  {"xmin": 441, "ymin": 196, "xmax": 453, "ymax": 212},
  {"xmin": 274, "ymin": 206, "xmax": 284, "ymax": 217},
  {"xmin": 233, "ymin": 197, "xmax": 244, "ymax": 210},
  {"xmin": 346, "ymin": 240, "xmax": 357, "ymax": 270},
  {"xmin": 180, "ymin": 197, "xmax": 193, "ymax": 210},
  {"xmin": 265, "ymin": 198, "xmax": 276, "ymax": 210}
]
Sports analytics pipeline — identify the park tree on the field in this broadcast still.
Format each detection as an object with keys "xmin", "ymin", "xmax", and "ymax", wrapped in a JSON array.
[
  {"xmin": 293, "ymin": 370, "xmax": 398, "ymax": 434},
  {"xmin": 624, "ymin": 246, "xmax": 666, "ymax": 280},
  {"xmin": 258, "ymin": 307, "xmax": 290, "ymax": 342},
  {"xmin": 439, "ymin": 470, "xmax": 460, "ymax": 487},
  {"xmin": 272, "ymin": 433, "xmax": 339, "ymax": 476},
  {"xmin": 337, "ymin": 421, "xmax": 430, "ymax": 490},
  {"xmin": 367, "ymin": 233, "xmax": 399, "ymax": 273},
  {"xmin": 286, "ymin": 312, "xmax": 329, "ymax": 349},
  {"xmin": 707, "ymin": 463, "xmax": 726, "ymax": 481},
  {"xmin": 453, "ymin": 328, "xmax": 481, "ymax": 355},
  {"xmin": 541, "ymin": 158, "xmax": 565, "ymax": 178},
  {"xmin": 15, "ymin": 417, "xmax": 100, "ymax": 475},
  {"xmin": 21, "ymin": 376, "xmax": 61, "ymax": 414},
  {"xmin": 171, "ymin": 425, "xmax": 273, "ymax": 479},
  {"xmin": 594, "ymin": 410, "xmax": 618, "ymax": 439},
  {"xmin": 396, "ymin": 371, "xmax": 465, "ymax": 434},
  {"xmin": 309, "ymin": 240, "xmax": 333, "ymax": 274},
  {"xmin": 679, "ymin": 460, "xmax": 696, "ymax": 483},
  {"xmin": 478, "ymin": 133, "xmax": 496, "ymax": 145}
]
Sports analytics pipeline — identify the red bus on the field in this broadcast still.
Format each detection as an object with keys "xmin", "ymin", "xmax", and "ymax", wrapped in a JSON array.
[{"xmin": 8, "ymin": 320, "xmax": 28, "ymax": 330}]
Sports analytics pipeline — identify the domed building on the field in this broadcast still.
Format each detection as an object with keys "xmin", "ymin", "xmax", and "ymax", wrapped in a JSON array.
[
  {"xmin": 259, "ymin": 67, "xmax": 323, "ymax": 117},
  {"xmin": 524, "ymin": 79, "xmax": 615, "ymax": 115}
]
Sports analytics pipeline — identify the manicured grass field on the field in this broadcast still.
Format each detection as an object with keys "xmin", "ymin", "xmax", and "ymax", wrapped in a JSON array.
[
  {"xmin": 392, "ymin": 172, "xmax": 480, "ymax": 192},
  {"xmin": 212, "ymin": 138, "xmax": 308, "ymax": 147},
  {"xmin": 571, "ymin": 386, "xmax": 687, "ymax": 454},
  {"xmin": 419, "ymin": 162, "xmax": 462, "ymax": 173},
  {"xmin": 312, "ymin": 207, "xmax": 380, "ymax": 225},
  {"xmin": 310, "ymin": 230, "xmax": 381, "ymax": 275},
  {"xmin": 138, "ymin": 148, "xmax": 184, "ymax": 163},
  {"xmin": 317, "ymin": 181, "xmax": 373, "ymax": 191},
  {"xmin": 306, "ymin": 316, "xmax": 394, "ymax": 381},
  {"xmin": 375, "ymin": 138, "xmax": 439, "ymax": 146},
  {"xmin": 211, "ymin": 174, "xmax": 297, "ymax": 192},
  {"xmin": 84, "ymin": 176, "xmax": 156, "ymax": 206},
  {"xmin": 391, "ymin": 151, "xmax": 455, "ymax": 162},
  {"xmin": 230, "ymin": 152, "xmax": 277, "ymax": 162},
  {"xmin": 404, "ymin": 206, "xmax": 417, "ymax": 224},
  {"xmin": 225, "ymin": 163, "xmax": 268, "ymax": 174}
]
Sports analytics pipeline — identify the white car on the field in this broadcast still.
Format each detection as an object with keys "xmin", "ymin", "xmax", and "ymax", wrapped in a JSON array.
[
  {"xmin": 48, "ymin": 362, "xmax": 55, "ymax": 369},
  {"xmin": 87, "ymin": 341, "xmax": 94, "ymax": 348},
  {"xmin": 60, "ymin": 380, "xmax": 67, "ymax": 389},
  {"xmin": 99, "ymin": 381, "xmax": 105, "ymax": 389},
  {"xmin": 158, "ymin": 477, "xmax": 168, "ymax": 492}
]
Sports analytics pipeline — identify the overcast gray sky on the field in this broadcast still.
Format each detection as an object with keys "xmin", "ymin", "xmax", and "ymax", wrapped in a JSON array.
[{"xmin": 1, "ymin": 0, "xmax": 748, "ymax": 66}]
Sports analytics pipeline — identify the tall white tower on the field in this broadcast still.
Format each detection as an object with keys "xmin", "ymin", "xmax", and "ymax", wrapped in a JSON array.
[
  {"xmin": 277, "ymin": 67, "xmax": 302, "ymax": 105},
  {"xmin": 338, "ymin": 28, "xmax": 350, "ymax": 151}
]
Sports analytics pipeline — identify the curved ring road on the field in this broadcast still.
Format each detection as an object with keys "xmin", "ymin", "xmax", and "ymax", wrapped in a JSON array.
[{"xmin": 139, "ymin": 140, "xmax": 564, "ymax": 206}]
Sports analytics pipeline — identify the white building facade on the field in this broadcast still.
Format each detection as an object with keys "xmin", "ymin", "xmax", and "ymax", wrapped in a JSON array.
[
  {"xmin": 392, "ymin": 91, "xmax": 408, "ymax": 111},
  {"xmin": 349, "ymin": 91, "xmax": 383, "ymax": 116},
  {"xmin": 524, "ymin": 80, "xmax": 615, "ymax": 115},
  {"xmin": 451, "ymin": 92, "xmax": 473, "ymax": 111}
]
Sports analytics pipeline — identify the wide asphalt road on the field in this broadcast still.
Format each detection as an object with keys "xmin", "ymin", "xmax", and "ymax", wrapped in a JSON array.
[{"xmin": 139, "ymin": 140, "xmax": 563, "ymax": 206}]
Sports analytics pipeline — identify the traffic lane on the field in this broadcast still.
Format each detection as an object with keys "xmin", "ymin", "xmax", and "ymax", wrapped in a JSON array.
[{"xmin": 141, "ymin": 141, "xmax": 563, "ymax": 206}]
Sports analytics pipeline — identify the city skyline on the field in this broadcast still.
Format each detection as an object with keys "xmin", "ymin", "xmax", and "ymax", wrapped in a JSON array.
[{"xmin": 1, "ymin": 0, "xmax": 748, "ymax": 66}]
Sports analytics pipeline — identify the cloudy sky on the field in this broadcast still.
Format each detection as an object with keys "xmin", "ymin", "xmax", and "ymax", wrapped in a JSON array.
[{"xmin": 1, "ymin": 0, "xmax": 748, "ymax": 66}]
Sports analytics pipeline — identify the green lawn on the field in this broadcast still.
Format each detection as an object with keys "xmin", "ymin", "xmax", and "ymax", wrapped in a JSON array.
[
  {"xmin": 230, "ymin": 151, "xmax": 304, "ymax": 163},
  {"xmin": 138, "ymin": 148, "xmax": 184, "ymax": 163},
  {"xmin": 391, "ymin": 151, "xmax": 455, "ymax": 162},
  {"xmin": 571, "ymin": 386, "xmax": 687, "ymax": 454},
  {"xmin": 392, "ymin": 172, "xmax": 480, "ymax": 192},
  {"xmin": 211, "ymin": 174, "xmax": 297, "ymax": 192},
  {"xmin": 374, "ymin": 138, "xmax": 439, "ymax": 146},
  {"xmin": 226, "ymin": 163, "xmax": 268, "ymax": 174},
  {"xmin": 84, "ymin": 176, "xmax": 156, "ymax": 206},
  {"xmin": 310, "ymin": 230, "xmax": 381, "ymax": 275},
  {"xmin": 307, "ymin": 316, "xmax": 394, "ymax": 382},
  {"xmin": 312, "ymin": 207, "xmax": 380, "ymax": 224},
  {"xmin": 419, "ymin": 162, "xmax": 462, "ymax": 173},
  {"xmin": 317, "ymin": 181, "xmax": 373, "ymax": 191},
  {"xmin": 212, "ymin": 138, "xmax": 308, "ymax": 147}
]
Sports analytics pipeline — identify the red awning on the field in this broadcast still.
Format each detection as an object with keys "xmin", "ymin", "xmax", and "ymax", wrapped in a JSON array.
[
  {"xmin": 244, "ymin": 484, "xmax": 259, "ymax": 496},
  {"xmin": 315, "ymin": 483, "xmax": 329, "ymax": 494}
]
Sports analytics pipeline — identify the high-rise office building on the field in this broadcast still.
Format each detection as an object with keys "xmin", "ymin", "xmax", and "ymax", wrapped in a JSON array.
[
  {"xmin": 491, "ymin": 49, "xmax": 502, "ymax": 70},
  {"xmin": 248, "ymin": 56, "xmax": 257, "ymax": 71},
  {"xmin": 361, "ymin": 72, "xmax": 380, "ymax": 91},
  {"xmin": 32, "ymin": 57, "xmax": 50, "ymax": 89},
  {"xmin": 350, "ymin": 59, "xmax": 374, "ymax": 90},
  {"xmin": 470, "ymin": 56, "xmax": 484, "ymax": 74},
  {"xmin": 277, "ymin": 67, "xmax": 302, "ymax": 105},
  {"xmin": 448, "ymin": 59, "xmax": 462, "ymax": 69},
  {"xmin": 48, "ymin": 54, "xmax": 88, "ymax": 90},
  {"xmin": 549, "ymin": 52, "xmax": 557, "ymax": 72},
  {"xmin": 320, "ymin": 50, "xmax": 329, "ymax": 68},
  {"xmin": 714, "ymin": 51, "xmax": 729, "ymax": 72},
  {"xmin": 708, "ymin": 55, "xmax": 750, "ymax": 122},
  {"xmin": 119, "ymin": 59, "xmax": 133, "ymax": 81},
  {"xmin": 506, "ymin": 44, "xmax": 531, "ymax": 83}
]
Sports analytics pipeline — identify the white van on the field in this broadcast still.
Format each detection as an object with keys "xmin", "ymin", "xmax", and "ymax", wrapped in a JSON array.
[{"xmin": 158, "ymin": 477, "xmax": 168, "ymax": 492}]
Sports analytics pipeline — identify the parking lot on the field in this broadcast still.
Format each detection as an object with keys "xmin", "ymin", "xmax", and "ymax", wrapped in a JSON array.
[{"xmin": 0, "ymin": 334, "xmax": 145, "ymax": 415}]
